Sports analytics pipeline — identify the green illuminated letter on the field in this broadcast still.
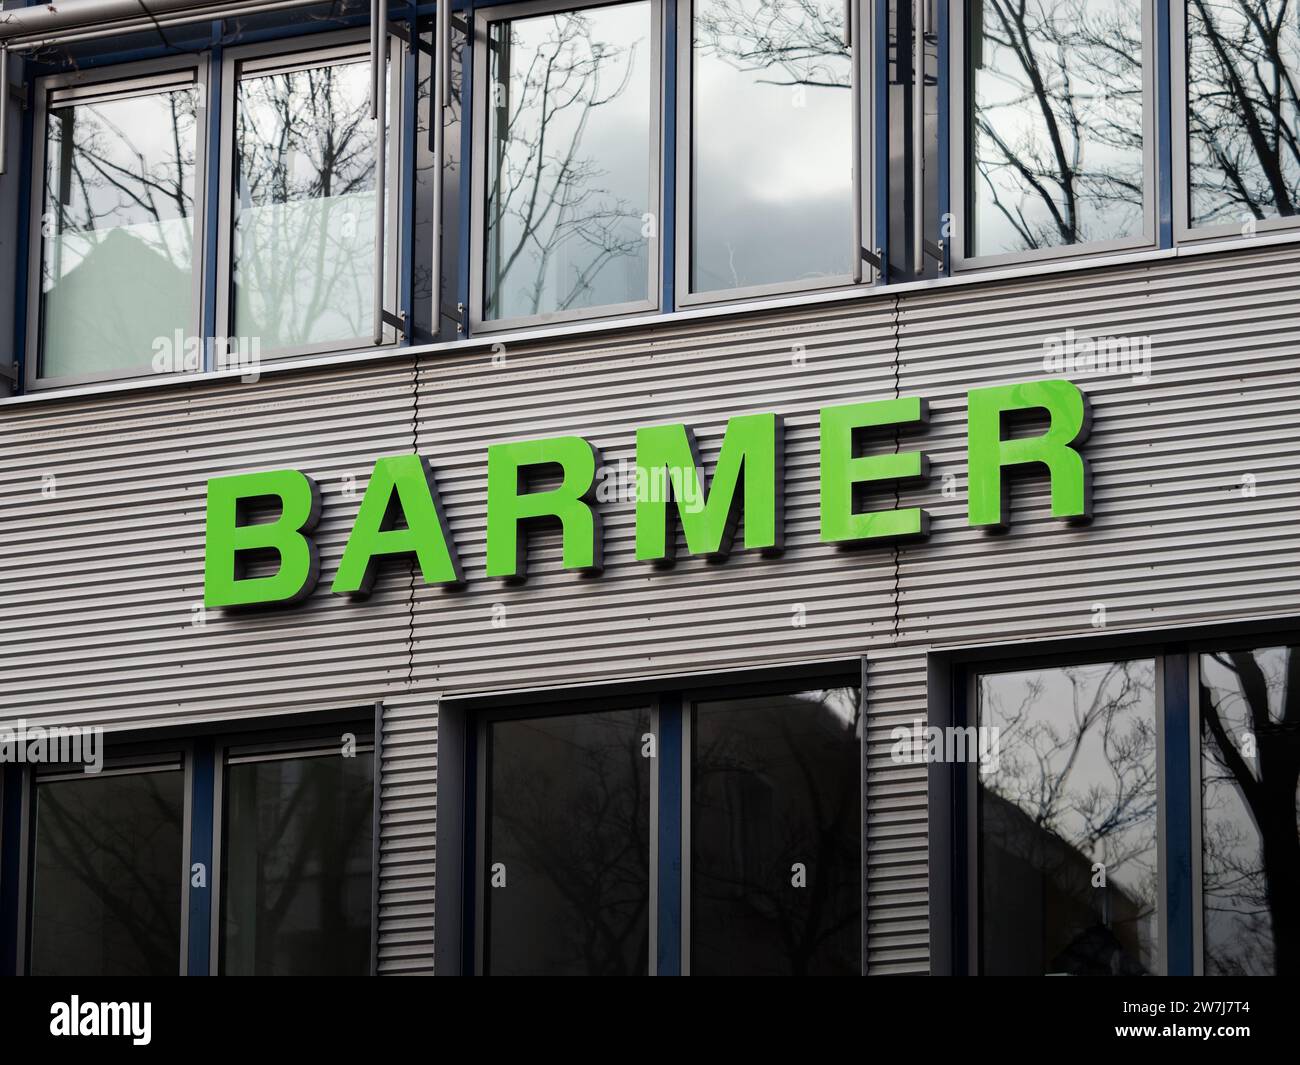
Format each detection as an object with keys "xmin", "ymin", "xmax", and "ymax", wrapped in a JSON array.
[
  {"xmin": 635, "ymin": 413, "xmax": 781, "ymax": 562},
  {"xmin": 967, "ymin": 379, "xmax": 1091, "ymax": 527},
  {"xmin": 332, "ymin": 454, "xmax": 462, "ymax": 597},
  {"xmin": 486, "ymin": 436, "xmax": 602, "ymax": 578},
  {"xmin": 204, "ymin": 469, "xmax": 321, "ymax": 608},
  {"xmin": 820, "ymin": 398, "xmax": 929, "ymax": 543}
]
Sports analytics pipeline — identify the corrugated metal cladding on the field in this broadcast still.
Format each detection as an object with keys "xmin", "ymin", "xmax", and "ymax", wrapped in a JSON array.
[{"xmin": 2, "ymin": 242, "xmax": 1298, "ymax": 974}]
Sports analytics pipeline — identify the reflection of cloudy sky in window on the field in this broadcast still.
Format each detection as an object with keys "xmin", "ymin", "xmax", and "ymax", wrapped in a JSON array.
[
  {"xmin": 691, "ymin": 0, "xmax": 852, "ymax": 292},
  {"xmin": 486, "ymin": 3, "xmax": 652, "ymax": 320}
]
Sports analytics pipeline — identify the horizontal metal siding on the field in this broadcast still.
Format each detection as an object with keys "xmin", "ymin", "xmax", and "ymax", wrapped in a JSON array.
[
  {"xmin": 0, "ymin": 359, "xmax": 420, "ymax": 729},
  {"xmin": 376, "ymin": 694, "xmax": 438, "ymax": 975}
]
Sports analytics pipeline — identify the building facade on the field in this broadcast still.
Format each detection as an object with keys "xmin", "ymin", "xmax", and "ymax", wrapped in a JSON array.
[{"xmin": 0, "ymin": 0, "xmax": 1297, "ymax": 976}]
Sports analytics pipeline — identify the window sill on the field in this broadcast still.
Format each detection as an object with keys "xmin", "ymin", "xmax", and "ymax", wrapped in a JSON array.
[{"xmin": 3, "ymin": 225, "xmax": 1299, "ymax": 410}]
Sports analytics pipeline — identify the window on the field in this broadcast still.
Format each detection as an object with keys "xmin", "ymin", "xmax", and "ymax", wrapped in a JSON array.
[
  {"xmin": 689, "ymin": 688, "xmax": 862, "ymax": 974},
  {"xmin": 976, "ymin": 659, "xmax": 1160, "ymax": 975},
  {"xmin": 28, "ymin": 756, "xmax": 186, "ymax": 976},
  {"xmin": 472, "ymin": 0, "xmax": 661, "ymax": 330},
  {"xmin": 1175, "ymin": 0, "xmax": 1300, "ymax": 239},
  {"xmin": 216, "ymin": 738, "xmax": 374, "ymax": 976},
  {"xmin": 218, "ymin": 37, "xmax": 400, "ymax": 356},
  {"xmin": 955, "ymin": 0, "xmax": 1153, "ymax": 267},
  {"xmin": 482, "ymin": 707, "xmax": 652, "ymax": 975},
  {"xmin": 680, "ymin": 0, "xmax": 863, "ymax": 301},
  {"xmin": 471, "ymin": 675, "xmax": 862, "ymax": 975},
  {"xmin": 1199, "ymin": 643, "xmax": 1299, "ymax": 976},
  {"xmin": 27, "ymin": 64, "xmax": 205, "ymax": 387}
]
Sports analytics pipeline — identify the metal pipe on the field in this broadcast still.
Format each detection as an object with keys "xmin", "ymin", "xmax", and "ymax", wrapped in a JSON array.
[
  {"xmin": 11, "ymin": 0, "xmax": 329, "ymax": 51},
  {"xmin": 441, "ymin": 0, "xmax": 451, "ymax": 101},
  {"xmin": 912, "ymin": 0, "xmax": 925, "ymax": 275},
  {"xmin": 431, "ymin": 0, "xmax": 448, "ymax": 337},
  {"xmin": 1, "ymin": 0, "xmax": 326, "ymax": 49},
  {"xmin": 372, "ymin": 0, "xmax": 387, "ymax": 344},
  {"xmin": 369, "ymin": 0, "xmax": 380, "ymax": 120},
  {"xmin": 849, "ymin": 0, "xmax": 861, "ymax": 282},
  {"xmin": 0, "ymin": 47, "xmax": 8, "ymax": 178}
]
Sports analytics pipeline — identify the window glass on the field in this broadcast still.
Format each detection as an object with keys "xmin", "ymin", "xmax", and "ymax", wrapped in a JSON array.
[
  {"xmin": 690, "ymin": 0, "xmax": 853, "ymax": 293},
  {"xmin": 485, "ymin": 708, "xmax": 652, "ymax": 975},
  {"xmin": 39, "ymin": 83, "xmax": 199, "ymax": 380},
  {"xmin": 1185, "ymin": 1, "xmax": 1300, "ymax": 229},
  {"xmin": 967, "ymin": 0, "xmax": 1145, "ymax": 256},
  {"xmin": 30, "ymin": 766, "xmax": 184, "ymax": 976},
  {"xmin": 1200, "ymin": 645, "xmax": 1299, "ymax": 975},
  {"xmin": 978, "ymin": 660, "xmax": 1159, "ymax": 974},
  {"xmin": 220, "ymin": 748, "xmax": 373, "ymax": 975},
  {"xmin": 484, "ymin": 2, "xmax": 654, "ymax": 322},
  {"xmin": 690, "ymin": 687, "xmax": 861, "ymax": 975},
  {"xmin": 234, "ymin": 57, "xmax": 382, "ymax": 350}
]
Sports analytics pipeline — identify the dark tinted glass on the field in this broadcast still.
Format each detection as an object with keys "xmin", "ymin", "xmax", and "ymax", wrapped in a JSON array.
[
  {"xmin": 30, "ymin": 767, "xmax": 184, "ymax": 976},
  {"xmin": 1200, "ymin": 645, "xmax": 1300, "ymax": 975},
  {"xmin": 485, "ymin": 708, "xmax": 652, "ymax": 975},
  {"xmin": 690, "ymin": 687, "xmax": 861, "ymax": 975},
  {"xmin": 979, "ymin": 660, "xmax": 1159, "ymax": 974},
  {"xmin": 220, "ymin": 749, "xmax": 373, "ymax": 975}
]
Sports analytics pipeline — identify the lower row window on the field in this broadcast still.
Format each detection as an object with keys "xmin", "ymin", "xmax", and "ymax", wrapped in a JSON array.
[
  {"xmin": 477, "ymin": 683, "xmax": 863, "ymax": 975},
  {"xmin": 973, "ymin": 642, "xmax": 1299, "ymax": 976},
  {"xmin": 23, "ymin": 733, "xmax": 373, "ymax": 976}
]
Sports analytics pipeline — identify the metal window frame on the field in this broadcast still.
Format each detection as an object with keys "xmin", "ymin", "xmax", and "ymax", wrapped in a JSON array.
[
  {"xmin": 213, "ymin": 30, "xmax": 404, "ymax": 361},
  {"xmin": 21, "ymin": 744, "xmax": 191, "ymax": 977},
  {"xmin": 23, "ymin": 56, "xmax": 211, "ymax": 392},
  {"xmin": 468, "ymin": 0, "xmax": 665, "ymax": 335},
  {"xmin": 207, "ymin": 726, "xmax": 375, "ymax": 975},
  {"xmin": 947, "ymin": 0, "xmax": 1158, "ymax": 272},
  {"xmin": 673, "ymin": 0, "xmax": 874, "ymax": 307},
  {"xmin": 1170, "ymin": 0, "xmax": 1300, "ymax": 244}
]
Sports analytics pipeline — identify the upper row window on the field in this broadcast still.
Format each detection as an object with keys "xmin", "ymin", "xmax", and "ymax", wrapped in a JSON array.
[
  {"xmin": 14, "ymin": 2, "xmax": 1300, "ymax": 387},
  {"xmin": 25, "ymin": 34, "xmax": 398, "ymax": 390}
]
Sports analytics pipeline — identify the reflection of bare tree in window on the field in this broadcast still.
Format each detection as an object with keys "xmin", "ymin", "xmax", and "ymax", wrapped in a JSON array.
[
  {"xmin": 32, "ymin": 773, "xmax": 184, "ymax": 976},
  {"xmin": 691, "ymin": 690, "xmax": 861, "ymax": 975},
  {"xmin": 221, "ymin": 755, "xmax": 373, "ymax": 975},
  {"xmin": 1186, "ymin": 0, "xmax": 1300, "ymax": 226},
  {"xmin": 981, "ymin": 661, "xmax": 1158, "ymax": 973},
  {"xmin": 486, "ymin": 10, "xmax": 648, "ymax": 318},
  {"xmin": 1200, "ymin": 647, "xmax": 1300, "ymax": 975},
  {"xmin": 693, "ymin": 0, "xmax": 849, "ymax": 88},
  {"xmin": 48, "ymin": 90, "xmax": 197, "ymax": 269},
  {"xmin": 971, "ymin": 0, "xmax": 1145, "ymax": 251},
  {"xmin": 488, "ymin": 712, "xmax": 650, "ymax": 975},
  {"xmin": 236, "ymin": 62, "xmax": 378, "ymax": 346}
]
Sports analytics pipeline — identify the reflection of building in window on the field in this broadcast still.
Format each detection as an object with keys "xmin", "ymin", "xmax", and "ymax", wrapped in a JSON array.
[
  {"xmin": 982, "ymin": 790, "xmax": 1151, "ymax": 975},
  {"xmin": 978, "ymin": 660, "xmax": 1159, "ymax": 975}
]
